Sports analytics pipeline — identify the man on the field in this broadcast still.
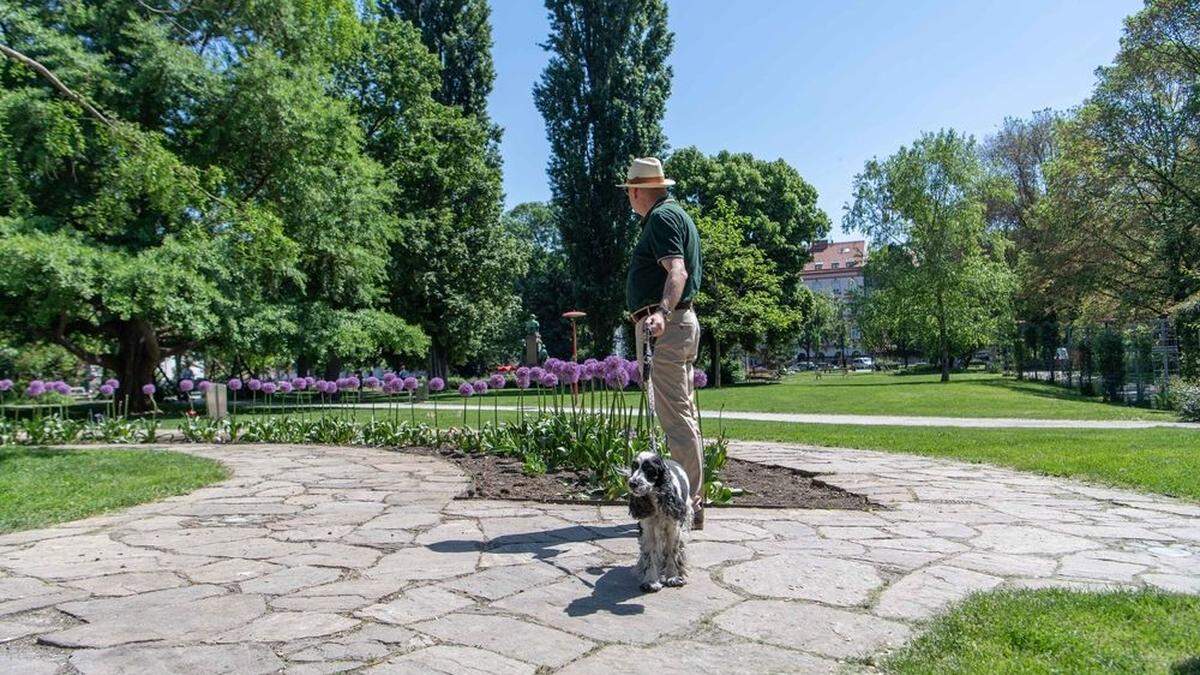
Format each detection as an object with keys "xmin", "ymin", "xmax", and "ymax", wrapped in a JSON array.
[{"xmin": 620, "ymin": 157, "xmax": 705, "ymax": 529}]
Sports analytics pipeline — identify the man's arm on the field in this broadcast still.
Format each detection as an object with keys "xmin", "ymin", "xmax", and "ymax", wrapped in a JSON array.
[
  {"xmin": 659, "ymin": 256, "xmax": 688, "ymax": 313},
  {"xmin": 645, "ymin": 257, "xmax": 688, "ymax": 338}
]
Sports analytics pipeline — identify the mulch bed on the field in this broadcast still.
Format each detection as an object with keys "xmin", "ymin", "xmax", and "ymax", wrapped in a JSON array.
[{"xmin": 401, "ymin": 447, "xmax": 872, "ymax": 510}]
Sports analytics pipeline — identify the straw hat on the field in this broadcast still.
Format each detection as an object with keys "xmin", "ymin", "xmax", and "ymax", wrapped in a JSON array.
[{"xmin": 616, "ymin": 157, "xmax": 676, "ymax": 188}]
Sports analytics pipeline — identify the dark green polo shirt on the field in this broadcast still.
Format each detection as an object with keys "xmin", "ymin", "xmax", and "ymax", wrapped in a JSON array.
[{"xmin": 625, "ymin": 197, "xmax": 702, "ymax": 313}]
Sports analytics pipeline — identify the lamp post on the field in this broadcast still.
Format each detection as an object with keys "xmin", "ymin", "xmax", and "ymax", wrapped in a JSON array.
[
  {"xmin": 562, "ymin": 311, "xmax": 587, "ymax": 362},
  {"xmin": 563, "ymin": 310, "xmax": 586, "ymax": 399}
]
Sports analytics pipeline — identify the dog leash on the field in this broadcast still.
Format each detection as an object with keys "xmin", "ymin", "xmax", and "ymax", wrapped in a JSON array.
[{"xmin": 641, "ymin": 321, "xmax": 659, "ymax": 455}]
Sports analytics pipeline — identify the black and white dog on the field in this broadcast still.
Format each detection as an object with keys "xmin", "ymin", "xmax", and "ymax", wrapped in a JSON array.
[{"xmin": 627, "ymin": 451, "xmax": 693, "ymax": 593}]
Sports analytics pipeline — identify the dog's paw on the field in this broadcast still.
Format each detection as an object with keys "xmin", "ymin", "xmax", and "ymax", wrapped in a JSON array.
[
  {"xmin": 663, "ymin": 576, "xmax": 687, "ymax": 588},
  {"xmin": 639, "ymin": 581, "xmax": 663, "ymax": 593}
]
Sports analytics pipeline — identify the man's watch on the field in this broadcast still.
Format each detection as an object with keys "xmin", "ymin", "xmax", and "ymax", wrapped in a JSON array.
[{"xmin": 657, "ymin": 306, "xmax": 672, "ymax": 322}]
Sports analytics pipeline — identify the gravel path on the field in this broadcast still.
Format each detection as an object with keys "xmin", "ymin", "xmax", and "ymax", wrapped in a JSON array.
[{"xmin": 0, "ymin": 442, "xmax": 1197, "ymax": 673}]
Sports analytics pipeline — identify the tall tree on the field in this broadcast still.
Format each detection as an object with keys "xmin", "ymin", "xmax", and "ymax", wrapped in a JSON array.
[
  {"xmin": 846, "ymin": 130, "xmax": 1015, "ymax": 381},
  {"xmin": 0, "ymin": 0, "xmax": 426, "ymax": 406},
  {"xmin": 534, "ymin": 0, "xmax": 673, "ymax": 353},
  {"xmin": 338, "ymin": 13, "xmax": 522, "ymax": 377},
  {"xmin": 379, "ymin": 0, "xmax": 497, "ymax": 127},
  {"xmin": 692, "ymin": 201, "xmax": 802, "ymax": 387},
  {"xmin": 666, "ymin": 147, "xmax": 830, "ymax": 296}
]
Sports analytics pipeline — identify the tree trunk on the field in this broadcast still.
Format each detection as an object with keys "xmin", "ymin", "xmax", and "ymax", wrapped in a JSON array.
[
  {"xmin": 296, "ymin": 355, "xmax": 312, "ymax": 378},
  {"xmin": 322, "ymin": 354, "xmax": 342, "ymax": 381},
  {"xmin": 708, "ymin": 331, "xmax": 722, "ymax": 389},
  {"xmin": 427, "ymin": 341, "xmax": 449, "ymax": 381},
  {"xmin": 114, "ymin": 319, "xmax": 160, "ymax": 413}
]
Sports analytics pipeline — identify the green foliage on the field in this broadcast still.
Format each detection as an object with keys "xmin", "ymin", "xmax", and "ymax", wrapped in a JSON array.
[
  {"xmin": 693, "ymin": 200, "xmax": 804, "ymax": 384},
  {"xmin": 1172, "ymin": 378, "xmax": 1200, "ymax": 422},
  {"xmin": 534, "ymin": 0, "xmax": 673, "ymax": 353},
  {"xmin": 505, "ymin": 202, "xmax": 575, "ymax": 358},
  {"xmin": 0, "ymin": 0, "xmax": 427, "ymax": 402},
  {"xmin": 846, "ymin": 130, "xmax": 1016, "ymax": 381},
  {"xmin": 666, "ymin": 146, "xmax": 830, "ymax": 296},
  {"xmin": 342, "ymin": 13, "xmax": 520, "ymax": 372}
]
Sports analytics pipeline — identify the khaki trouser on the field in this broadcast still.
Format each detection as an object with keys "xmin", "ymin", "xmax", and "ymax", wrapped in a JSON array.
[{"xmin": 635, "ymin": 308, "xmax": 703, "ymax": 502}]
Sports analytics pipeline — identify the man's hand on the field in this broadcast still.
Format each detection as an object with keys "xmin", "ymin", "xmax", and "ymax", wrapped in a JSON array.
[{"xmin": 644, "ymin": 311, "xmax": 666, "ymax": 338}]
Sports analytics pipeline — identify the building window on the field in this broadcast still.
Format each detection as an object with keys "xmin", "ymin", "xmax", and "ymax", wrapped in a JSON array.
[
  {"xmin": 814, "ymin": 262, "xmax": 823, "ymax": 269},
  {"xmin": 831, "ymin": 262, "xmax": 840, "ymax": 269}
]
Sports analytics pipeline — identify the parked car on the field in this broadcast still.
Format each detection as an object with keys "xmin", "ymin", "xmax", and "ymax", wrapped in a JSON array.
[
  {"xmin": 851, "ymin": 357, "xmax": 874, "ymax": 370},
  {"xmin": 792, "ymin": 361, "xmax": 818, "ymax": 371}
]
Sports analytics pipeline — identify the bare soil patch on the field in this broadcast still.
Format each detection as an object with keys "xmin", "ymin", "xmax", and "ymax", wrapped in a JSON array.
[{"xmin": 400, "ymin": 447, "xmax": 872, "ymax": 510}]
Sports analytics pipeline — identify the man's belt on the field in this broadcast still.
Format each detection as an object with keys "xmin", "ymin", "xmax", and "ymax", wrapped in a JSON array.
[{"xmin": 630, "ymin": 300, "xmax": 692, "ymax": 323}]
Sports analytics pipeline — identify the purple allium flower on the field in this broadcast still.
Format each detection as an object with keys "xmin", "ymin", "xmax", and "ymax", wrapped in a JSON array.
[
  {"xmin": 458, "ymin": 382, "xmax": 474, "ymax": 397},
  {"xmin": 529, "ymin": 367, "xmax": 545, "ymax": 382},
  {"xmin": 247, "ymin": 378, "xmax": 262, "ymax": 391},
  {"xmin": 541, "ymin": 373, "xmax": 559, "ymax": 388},
  {"xmin": 516, "ymin": 366, "xmax": 530, "ymax": 379},
  {"xmin": 327, "ymin": 382, "xmax": 339, "ymax": 394},
  {"xmin": 693, "ymin": 370, "xmax": 708, "ymax": 388},
  {"xmin": 403, "ymin": 376, "xmax": 418, "ymax": 392},
  {"xmin": 142, "ymin": 383, "xmax": 156, "ymax": 395},
  {"xmin": 198, "ymin": 380, "xmax": 212, "ymax": 392},
  {"xmin": 626, "ymin": 360, "xmax": 642, "ymax": 385},
  {"xmin": 26, "ymin": 381, "xmax": 45, "ymax": 397},
  {"xmin": 603, "ymin": 355, "xmax": 624, "ymax": 376},
  {"xmin": 383, "ymin": 372, "xmax": 397, "ymax": 384},
  {"xmin": 429, "ymin": 377, "xmax": 445, "ymax": 392},
  {"xmin": 278, "ymin": 380, "xmax": 292, "ymax": 393},
  {"xmin": 261, "ymin": 382, "xmax": 277, "ymax": 395},
  {"xmin": 544, "ymin": 358, "xmax": 562, "ymax": 374},
  {"xmin": 55, "ymin": 381, "xmax": 71, "ymax": 395},
  {"xmin": 347, "ymin": 376, "xmax": 361, "ymax": 389},
  {"xmin": 516, "ymin": 376, "xmax": 531, "ymax": 390},
  {"xmin": 179, "ymin": 379, "xmax": 194, "ymax": 392},
  {"xmin": 99, "ymin": 384, "xmax": 114, "ymax": 396},
  {"xmin": 605, "ymin": 366, "xmax": 629, "ymax": 390},
  {"xmin": 304, "ymin": 376, "xmax": 315, "ymax": 387},
  {"xmin": 561, "ymin": 363, "xmax": 580, "ymax": 385},
  {"xmin": 364, "ymin": 376, "xmax": 380, "ymax": 388},
  {"xmin": 228, "ymin": 378, "xmax": 243, "ymax": 391},
  {"xmin": 472, "ymin": 379, "xmax": 488, "ymax": 394},
  {"xmin": 105, "ymin": 378, "xmax": 120, "ymax": 389},
  {"xmin": 0, "ymin": 378, "xmax": 11, "ymax": 392},
  {"xmin": 489, "ymin": 373, "xmax": 506, "ymax": 389},
  {"xmin": 291, "ymin": 377, "xmax": 307, "ymax": 390}
]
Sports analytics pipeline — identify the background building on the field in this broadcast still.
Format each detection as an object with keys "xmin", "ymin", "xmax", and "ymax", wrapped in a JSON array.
[{"xmin": 802, "ymin": 240, "xmax": 867, "ymax": 361}]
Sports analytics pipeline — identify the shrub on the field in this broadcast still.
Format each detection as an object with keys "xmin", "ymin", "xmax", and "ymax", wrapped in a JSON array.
[{"xmin": 1172, "ymin": 378, "xmax": 1200, "ymax": 422}]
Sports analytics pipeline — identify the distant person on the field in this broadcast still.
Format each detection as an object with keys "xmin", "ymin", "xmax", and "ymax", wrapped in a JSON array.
[{"xmin": 621, "ymin": 157, "xmax": 705, "ymax": 529}]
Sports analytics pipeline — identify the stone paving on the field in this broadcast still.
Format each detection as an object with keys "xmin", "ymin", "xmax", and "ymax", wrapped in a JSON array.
[{"xmin": 0, "ymin": 442, "xmax": 1198, "ymax": 674}]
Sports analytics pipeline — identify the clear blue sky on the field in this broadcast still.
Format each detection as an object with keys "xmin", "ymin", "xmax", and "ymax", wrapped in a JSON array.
[{"xmin": 489, "ymin": 0, "xmax": 1140, "ymax": 240}]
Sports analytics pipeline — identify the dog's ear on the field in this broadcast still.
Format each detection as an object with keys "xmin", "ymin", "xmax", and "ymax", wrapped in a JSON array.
[
  {"xmin": 655, "ymin": 474, "xmax": 688, "ymax": 522},
  {"xmin": 629, "ymin": 494, "xmax": 654, "ymax": 520},
  {"xmin": 648, "ymin": 455, "xmax": 668, "ymax": 486}
]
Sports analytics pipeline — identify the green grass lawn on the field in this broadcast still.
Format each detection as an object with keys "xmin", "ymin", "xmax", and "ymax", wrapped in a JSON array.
[
  {"xmin": 886, "ymin": 589, "xmax": 1200, "ymax": 674},
  {"xmin": 712, "ymin": 419, "xmax": 1200, "ymax": 501},
  {"xmin": 423, "ymin": 371, "xmax": 1173, "ymax": 421},
  {"xmin": 685, "ymin": 371, "xmax": 1176, "ymax": 420},
  {"xmin": 0, "ymin": 446, "xmax": 228, "ymax": 533}
]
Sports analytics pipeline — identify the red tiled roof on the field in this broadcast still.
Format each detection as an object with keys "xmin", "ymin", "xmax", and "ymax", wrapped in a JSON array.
[{"xmin": 803, "ymin": 240, "xmax": 866, "ymax": 278}]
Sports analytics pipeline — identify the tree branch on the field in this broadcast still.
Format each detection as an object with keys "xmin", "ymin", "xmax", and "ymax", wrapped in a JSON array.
[{"xmin": 0, "ymin": 43, "xmax": 113, "ymax": 127}]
